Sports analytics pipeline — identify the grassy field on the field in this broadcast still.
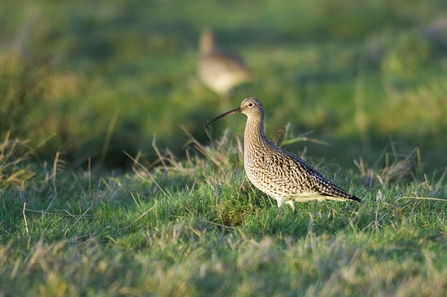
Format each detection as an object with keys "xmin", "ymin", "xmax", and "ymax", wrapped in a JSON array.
[
  {"xmin": 1, "ymin": 134, "xmax": 447, "ymax": 296},
  {"xmin": 1, "ymin": 0, "xmax": 447, "ymax": 295},
  {"xmin": 1, "ymin": 0, "xmax": 447, "ymax": 170}
]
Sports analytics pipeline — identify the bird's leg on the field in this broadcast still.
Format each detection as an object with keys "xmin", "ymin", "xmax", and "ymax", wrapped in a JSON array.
[
  {"xmin": 285, "ymin": 200, "xmax": 296, "ymax": 214},
  {"xmin": 276, "ymin": 198, "xmax": 296, "ymax": 214}
]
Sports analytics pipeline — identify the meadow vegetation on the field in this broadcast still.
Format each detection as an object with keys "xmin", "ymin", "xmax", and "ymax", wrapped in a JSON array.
[{"xmin": 1, "ymin": 0, "xmax": 447, "ymax": 295}]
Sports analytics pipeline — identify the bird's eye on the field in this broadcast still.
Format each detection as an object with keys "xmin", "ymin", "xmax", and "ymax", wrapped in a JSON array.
[{"xmin": 248, "ymin": 103, "xmax": 254, "ymax": 107}]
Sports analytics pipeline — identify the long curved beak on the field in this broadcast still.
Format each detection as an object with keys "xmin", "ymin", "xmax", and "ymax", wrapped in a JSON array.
[{"xmin": 204, "ymin": 107, "xmax": 242, "ymax": 130}]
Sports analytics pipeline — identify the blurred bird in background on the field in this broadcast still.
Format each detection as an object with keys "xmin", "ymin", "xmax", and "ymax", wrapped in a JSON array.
[{"xmin": 198, "ymin": 29, "xmax": 251, "ymax": 106}]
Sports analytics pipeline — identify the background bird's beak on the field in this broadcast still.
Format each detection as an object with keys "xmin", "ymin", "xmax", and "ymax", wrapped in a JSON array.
[{"xmin": 204, "ymin": 107, "xmax": 242, "ymax": 130}]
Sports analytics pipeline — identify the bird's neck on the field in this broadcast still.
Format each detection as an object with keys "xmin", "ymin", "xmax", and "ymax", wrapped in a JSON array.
[
  {"xmin": 200, "ymin": 34, "xmax": 215, "ymax": 55},
  {"xmin": 244, "ymin": 115, "xmax": 267, "ymax": 151}
]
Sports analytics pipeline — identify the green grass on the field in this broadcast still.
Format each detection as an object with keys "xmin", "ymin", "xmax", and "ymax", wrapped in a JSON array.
[
  {"xmin": 1, "ymin": 134, "xmax": 447, "ymax": 296},
  {"xmin": 1, "ymin": 0, "xmax": 447, "ymax": 171},
  {"xmin": 1, "ymin": 0, "xmax": 447, "ymax": 295}
]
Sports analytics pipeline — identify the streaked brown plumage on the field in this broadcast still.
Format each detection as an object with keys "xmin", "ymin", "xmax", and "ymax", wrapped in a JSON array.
[
  {"xmin": 204, "ymin": 97, "xmax": 360, "ymax": 212},
  {"xmin": 198, "ymin": 30, "xmax": 251, "ymax": 99}
]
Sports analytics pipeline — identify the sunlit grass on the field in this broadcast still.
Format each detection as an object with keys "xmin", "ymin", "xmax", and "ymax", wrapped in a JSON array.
[{"xmin": 1, "ymin": 133, "xmax": 447, "ymax": 296}]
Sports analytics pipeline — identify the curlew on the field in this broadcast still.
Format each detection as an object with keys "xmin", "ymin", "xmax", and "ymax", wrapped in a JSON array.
[
  {"xmin": 198, "ymin": 29, "xmax": 251, "ymax": 101},
  {"xmin": 204, "ymin": 97, "xmax": 360, "ymax": 212}
]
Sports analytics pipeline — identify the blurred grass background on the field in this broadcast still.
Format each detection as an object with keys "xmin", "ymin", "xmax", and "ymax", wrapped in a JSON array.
[{"xmin": 1, "ymin": 0, "xmax": 447, "ymax": 172}]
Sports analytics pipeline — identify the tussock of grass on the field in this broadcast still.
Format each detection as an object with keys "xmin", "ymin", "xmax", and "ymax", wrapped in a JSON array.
[
  {"xmin": 354, "ymin": 146, "xmax": 422, "ymax": 187},
  {"xmin": 0, "ymin": 133, "xmax": 36, "ymax": 189}
]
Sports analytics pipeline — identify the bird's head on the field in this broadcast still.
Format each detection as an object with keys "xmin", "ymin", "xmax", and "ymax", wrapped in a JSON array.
[{"xmin": 204, "ymin": 97, "xmax": 264, "ymax": 130}]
